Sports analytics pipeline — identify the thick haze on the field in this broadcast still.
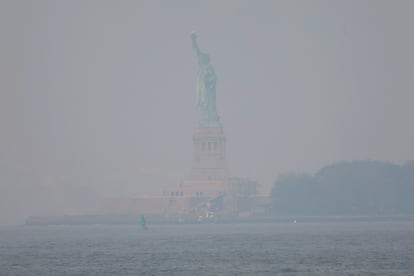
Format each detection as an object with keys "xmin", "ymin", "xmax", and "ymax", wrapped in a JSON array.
[{"xmin": 1, "ymin": 0, "xmax": 413, "ymax": 225}]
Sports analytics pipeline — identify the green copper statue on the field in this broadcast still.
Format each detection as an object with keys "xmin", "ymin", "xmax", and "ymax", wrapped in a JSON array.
[{"xmin": 191, "ymin": 32, "xmax": 220, "ymax": 126}]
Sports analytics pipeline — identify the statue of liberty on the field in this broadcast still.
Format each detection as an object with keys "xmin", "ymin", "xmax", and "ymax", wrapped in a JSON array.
[{"xmin": 191, "ymin": 32, "xmax": 220, "ymax": 126}]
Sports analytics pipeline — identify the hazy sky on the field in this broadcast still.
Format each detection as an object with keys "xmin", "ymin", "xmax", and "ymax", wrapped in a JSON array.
[{"xmin": 1, "ymin": 0, "xmax": 413, "ymax": 224}]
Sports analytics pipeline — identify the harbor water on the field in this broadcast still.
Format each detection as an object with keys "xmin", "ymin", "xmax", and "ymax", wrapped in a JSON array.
[{"xmin": 1, "ymin": 221, "xmax": 414, "ymax": 275}]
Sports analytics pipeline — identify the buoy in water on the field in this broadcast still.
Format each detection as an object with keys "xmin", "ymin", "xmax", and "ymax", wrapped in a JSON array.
[{"xmin": 140, "ymin": 215, "xmax": 148, "ymax": 230}]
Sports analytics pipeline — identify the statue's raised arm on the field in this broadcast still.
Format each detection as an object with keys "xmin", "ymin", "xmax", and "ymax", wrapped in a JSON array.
[{"xmin": 191, "ymin": 32, "xmax": 201, "ymax": 57}]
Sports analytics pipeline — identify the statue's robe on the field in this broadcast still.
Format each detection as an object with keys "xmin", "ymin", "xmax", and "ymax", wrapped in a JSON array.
[{"xmin": 197, "ymin": 63, "xmax": 217, "ymax": 123}]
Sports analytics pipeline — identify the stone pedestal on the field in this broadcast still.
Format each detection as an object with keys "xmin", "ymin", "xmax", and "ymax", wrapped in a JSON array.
[{"xmin": 190, "ymin": 126, "xmax": 228, "ymax": 181}]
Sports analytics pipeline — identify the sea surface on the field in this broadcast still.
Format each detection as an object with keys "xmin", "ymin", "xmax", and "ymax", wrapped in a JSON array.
[{"xmin": 1, "ymin": 221, "xmax": 414, "ymax": 275}]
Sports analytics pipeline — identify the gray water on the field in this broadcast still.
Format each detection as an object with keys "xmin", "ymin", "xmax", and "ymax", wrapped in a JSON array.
[{"xmin": 1, "ymin": 221, "xmax": 414, "ymax": 275}]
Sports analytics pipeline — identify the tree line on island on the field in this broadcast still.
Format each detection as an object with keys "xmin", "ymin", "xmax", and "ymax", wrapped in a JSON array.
[{"xmin": 271, "ymin": 160, "xmax": 414, "ymax": 215}]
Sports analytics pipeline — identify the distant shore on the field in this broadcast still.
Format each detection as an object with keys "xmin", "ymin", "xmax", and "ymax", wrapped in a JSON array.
[{"xmin": 25, "ymin": 213, "xmax": 414, "ymax": 226}]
